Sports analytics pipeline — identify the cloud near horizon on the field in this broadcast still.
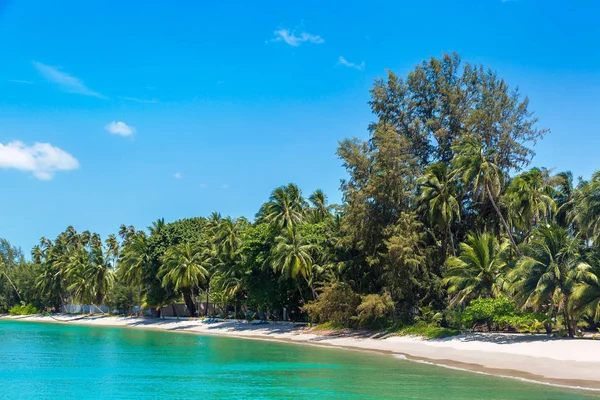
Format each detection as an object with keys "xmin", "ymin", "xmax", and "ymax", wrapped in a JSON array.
[
  {"xmin": 33, "ymin": 61, "xmax": 106, "ymax": 98},
  {"xmin": 338, "ymin": 56, "xmax": 365, "ymax": 71},
  {"xmin": 271, "ymin": 29, "xmax": 324, "ymax": 47},
  {"xmin": 105, "ymin": 121, "xmax": 135, "ymax": 136},
  {"xmin": 0, "ymin": 141, "xmax": 79, "ymax": 180},
  {"xmin": 120, "ymin": 96, "xmax": 159, "ymax": 104}
]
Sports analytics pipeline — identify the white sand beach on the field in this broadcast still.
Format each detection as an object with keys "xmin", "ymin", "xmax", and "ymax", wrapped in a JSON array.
[{"xmin": 4, "ymin": 314, "xmax": 600, "ymax": 391}]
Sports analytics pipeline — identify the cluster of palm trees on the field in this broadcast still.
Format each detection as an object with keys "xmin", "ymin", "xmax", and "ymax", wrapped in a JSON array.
[
  {"xmin": 33, "ymin": 227, "xmax": 117, "ymax": 313},
  {"xmin": 428, "ymin": 141, "xmax": 600, "ymax": 337},
  {"xmin": 23, "ymin": 184, "xmax": 339, "ymax": 318}
]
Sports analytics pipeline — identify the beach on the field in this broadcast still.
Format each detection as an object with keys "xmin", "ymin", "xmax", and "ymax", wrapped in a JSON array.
[{"xmin": 3, "ymin": 314, "xmax": 600, "ymax": 391}]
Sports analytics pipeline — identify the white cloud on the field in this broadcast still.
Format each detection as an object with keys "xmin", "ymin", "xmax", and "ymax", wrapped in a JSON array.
[
  {"xmin": 338, "ymin": 56, "xmax": 365, "ymax": 71},
  {"xmin": 8, "ymin": 79, "xmax": 34, "ymax": 84},
  {"xmin": 220, "ymin": 184, "xmax": 230, "ymax": 190},
  {"xmin": 0, "ymin": 141, "xmax": 79, "ymax": 180},
  {"xmin": 271, "ymin": 29, "xmax": 324, "ymax": 47},
  {"xmin": 174, "ymin": 172, "xmax": 183, "ymax": 179},
  {"xmin": 105, "ymin": 121, "xmax": 135, "ymax": 136},
  {"xmin": 33, "ymin": 61, "xmax": 105, "ymax": 98},
  {"xmin": 120, "ymin": 96, "xmax": 159, "ymax": 104}
]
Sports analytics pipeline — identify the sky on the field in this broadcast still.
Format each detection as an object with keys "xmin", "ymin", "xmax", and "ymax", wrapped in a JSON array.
[{"xmin": 0, "ymin": 0, "xmax": 599, "ymax": 253}]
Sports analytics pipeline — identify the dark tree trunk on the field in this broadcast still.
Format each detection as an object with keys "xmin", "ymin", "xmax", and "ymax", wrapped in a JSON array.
[
  {"xmin": 204, "ymin": 285, "xmax": 210, "ymax": 317},
  {"xmin": 183, "ymin": 289, "xmax": 197, "ymax": 317}
]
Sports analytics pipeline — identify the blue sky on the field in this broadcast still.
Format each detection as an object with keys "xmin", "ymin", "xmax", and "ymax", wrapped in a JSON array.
[{"xmin": 0, "ymin": 0, "xmax": 599, "ymax": 252}]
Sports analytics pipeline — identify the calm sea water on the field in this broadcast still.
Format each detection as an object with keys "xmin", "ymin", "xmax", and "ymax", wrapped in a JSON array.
[{"xmin": 0, "ymin": 320, "xmax": 598, "ymax": 400}]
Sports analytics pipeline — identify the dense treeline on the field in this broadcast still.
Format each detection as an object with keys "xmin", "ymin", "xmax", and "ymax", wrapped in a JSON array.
[{"xmin": 2, "ymin": 54, "xmax": 600, "ymax": 337}]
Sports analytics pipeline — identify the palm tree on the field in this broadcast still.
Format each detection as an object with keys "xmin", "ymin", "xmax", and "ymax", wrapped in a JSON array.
[
  {"xmin": 258, "ymin": 183, "xmax": 306, "ymax": 229},
  {"xmin": 307, "ymin": 189, "xmax": 334, "ymax": 223},
  {"xmin": 86, "ymin": 242, "xmax": 115, "ymax": 311},
  {"xmin": 551, "ymin": 171, "xmax": 575, "ymax": 229},
  {"xmin": 215, "ymin": 217, "xmax": 246, "ymax": 260},
  {"xmin": 453, "ymin": 138, "xmax": 520, "ymax": 255},
  {"xmin": 443, "ymin": 233, "xmax": 510, "ymax": 306},
  {"xmin": 271, "ymin": 228, "xmax": 317, "ymax": 298},
  {"xmin": 417, "ymin": 162, "xmax": 461, "ymax": 257},
  {"xmin": 506, "ymin": 168, "xmax": 556, "ymax": 234},
  {"xmin": 118, "ymin": 232, "xmax": 151, "ymax": 288},
  {"xmin": 148, "ymin": 218, "xmax": 166, "ymax": 235},
  {"xmin": 509, "ymin": 224, "xmax": 592, "ymax": 337},
  {"xmin": 105, "ymin": 234, "xmax": 120, "ymax": 267},
  {"xmin": 159, "ymin": 242, "xmax": 208, "ymax": 317},
  {"xmin": 572, "ymin": 262, "xmax": 600, "ymax": 323},
  {"xmin": 570, "ymin": 172, "xmax": 600, "ymax": 244}
]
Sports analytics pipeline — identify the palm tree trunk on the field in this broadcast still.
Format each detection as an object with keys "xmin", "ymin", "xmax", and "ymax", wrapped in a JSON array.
[
  {"xmin": 183, "ymin": 289, "xmax": 197, "ymax": 317},
  {"xmin": 2, "ymin": 272, "xmax": 21, "ymax": 301},
  {"xmin": 486, "ymin": 184, "xmax": 522, "ymax": 257},
  {"xmin": 561, "ymin": 295, "xmax": 574, "ymax": 338},
  {"xmin": 204, "ymin": 286, "xmax": 210, "ymax": 317}
]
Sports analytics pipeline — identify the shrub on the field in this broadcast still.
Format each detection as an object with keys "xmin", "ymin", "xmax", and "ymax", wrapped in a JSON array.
[
  {"xmin": 9, "ymin": 303, "xmax": 40, "ymax": 315},
  {"xmin": 396, "ymin": 322, "xmax": 460, "ymax": 339},
  {"xmin": 354, "ymin": 292, "xmax": 395, "ymax": 329},
  {"xmin": 461, "ymin": 297, "xmax": 515, "ymax": 330},
  {"xmin": 302, "ymin": 283, "xmax": 361, "ymax": 327}
]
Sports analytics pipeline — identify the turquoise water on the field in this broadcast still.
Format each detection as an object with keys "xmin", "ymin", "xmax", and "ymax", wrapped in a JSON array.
[{"xmin": 0, "ymin": 320, "xmax": 598, "ymax": 399}]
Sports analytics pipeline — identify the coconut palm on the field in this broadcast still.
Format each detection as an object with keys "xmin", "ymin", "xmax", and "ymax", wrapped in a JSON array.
[
  {"xmin": 453, "ymin": 138, "xmax": 520, "ymax": 255},
  {"xmin": 215, "ymin": 217, "xmax": 246, "ymax": 260},
  {"xmin": 271, "ymin": 227, "xmax": 317, "ymax": 298},
  {"xmin": 506, "ymin": 168, "xmax": 556, "ymax": 234},
  {"xmin": 258, "ymin": 183, "xmax": 306, "ymax": 229},
  {"xmin": 85, "ymin": 243, "xmax": 115, "ymax": 310},
  {"xmin": 307, "ymin": 189, "xmax": 334, "ymax": 223},
  {"xmin": 509, "ymin": 224, "xmax": 592, "ymax": 337},
  {"xmin": 570, "ymin": 172, "xmax": 600, "ymax": 244},
  {"xmin": 572, "ymin": 262, "xmax": 600, "ymax": 322},
  {"xmin": 118, "ymin": 232, "xmax": 151, "ymax": 288},
  {"xmin": 443, "ymin": 233, "xmax": 510, "ymax": 306},
  {"xmin": 148, "ymin": 218, "xmax": 165, "ymax": 235},
  {"xmin": 417, "ymin": 162, "xmax": 461, "ymax": 257},
  {"xmin": 159, "ymin": 242, "xmax": 208, "ymax": 317},
  {"xmin": 551, "ymin": 171, "xmax": 576, "ymax": 229}
]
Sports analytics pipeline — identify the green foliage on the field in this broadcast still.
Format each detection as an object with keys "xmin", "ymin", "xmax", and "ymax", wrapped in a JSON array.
[
  {"xmin": 354, "ymin": 293, "xmax": 395, "ymax": 329},
  {"xmin": 302, "ymin": 283, "xmax": 361, "ymax": 327},
  {"xmin": 395, "ymin": 322, "xmax": 460, "ymax": 339},
  {"xmin": 9, "ymin": 303, "xmax": 40, "ymax": 315},
  {"xmin": 459, "ymin": 297, "xmax": 516, "ymax": 328},
  {"xmin": 7, "ymin": 53, "xmax": 600, "ymax": 340}
]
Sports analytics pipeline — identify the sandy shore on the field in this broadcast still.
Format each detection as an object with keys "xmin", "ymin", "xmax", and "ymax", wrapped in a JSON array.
[{"xmin": 3, "ymin": 314, "xmax": 600, "ymax": 391}]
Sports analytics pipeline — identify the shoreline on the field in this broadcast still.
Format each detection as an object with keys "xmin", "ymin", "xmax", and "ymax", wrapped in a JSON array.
[{"xmin": 3, "ymin": 314, "xmax": 600, "ymax": 392}]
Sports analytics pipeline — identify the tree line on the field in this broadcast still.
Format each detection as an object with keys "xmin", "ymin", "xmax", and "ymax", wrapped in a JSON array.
[{"xmin": 1, "ymin": 53, "xmax": 599, "ymax": 337}]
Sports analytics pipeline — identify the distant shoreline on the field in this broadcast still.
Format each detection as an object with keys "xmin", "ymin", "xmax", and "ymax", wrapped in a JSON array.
[{"xmin": 3, "ymin": 314, "xmax": 600, "ymax": 392}]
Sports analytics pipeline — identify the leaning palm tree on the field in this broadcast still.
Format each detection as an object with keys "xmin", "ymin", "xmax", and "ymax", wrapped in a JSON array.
[
  {"xmin": 572, "ymin": 262, "xmax": 600, "ymax": 323},
  {"xmin": 443, "ymin": 233, "xmax": 510, "ymax": 306},
  {"xmin": 117, "ymin": 232, "xmax": 151, "ymax": 288},
  {"xmin": 453, "ymin": 138, "xmax": 520, "ymax": 255},
  {"xmin": 271, "ymin": 227, "xmax": 317, "ymax": 298},
  {"xmin": 417, "ymin": 162, "xmax": 461, "ymax": 257},
  {"xmin": 159, "ymin": 242, "xmax": 208, "ymax": 317},
  {"xmin": 509, "ymin": 224, "xmax": 592, "ymax": 337},
  {"xmin": 506, "ymin": 168, "xmax": 556, "ymax": 235}
]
